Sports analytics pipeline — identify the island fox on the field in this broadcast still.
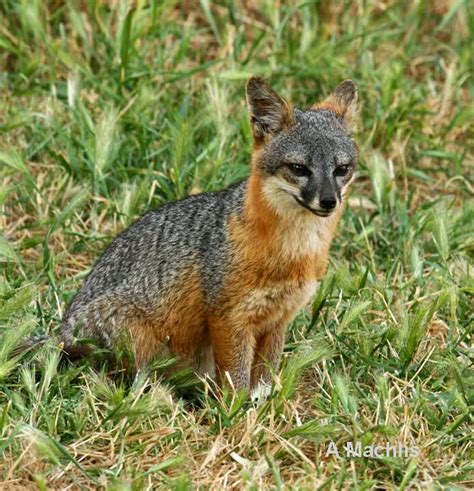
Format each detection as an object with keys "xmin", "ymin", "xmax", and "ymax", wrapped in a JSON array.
[{"xmin": 59, "ymin": 76, "xmax": 358, "ymax": 395}]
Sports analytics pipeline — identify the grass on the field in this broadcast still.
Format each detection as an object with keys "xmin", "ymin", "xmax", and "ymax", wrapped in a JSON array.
[{"xmin": 0, "ymin": 0, "xmax": 472, "ymax": 488}]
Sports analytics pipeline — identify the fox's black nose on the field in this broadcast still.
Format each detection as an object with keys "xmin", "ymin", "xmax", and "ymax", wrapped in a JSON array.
[{"xmin": 319, "ymin": 197, "xmax": 337, "ymax": 210}]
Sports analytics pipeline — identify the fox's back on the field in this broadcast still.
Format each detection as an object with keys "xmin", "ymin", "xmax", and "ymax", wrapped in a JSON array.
[
  {"xmin": 61, "ymin": 181, "xmax": 248, "ymax": 365},
  {"xmin": 65, "ymin": 180, "xmax": 246, "ymax": 314}
]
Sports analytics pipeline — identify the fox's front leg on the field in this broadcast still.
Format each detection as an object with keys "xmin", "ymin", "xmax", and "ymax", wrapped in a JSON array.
[
  {"xmin": 208, "ymin": 317, "xmax": 255, "ymax": 391},
  {"xmin": 250, "ymin": 326, "xmax": 286, "ymax": 401}
]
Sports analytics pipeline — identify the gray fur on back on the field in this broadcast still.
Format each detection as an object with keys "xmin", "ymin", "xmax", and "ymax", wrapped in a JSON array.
[{"xmin": 61, "ymin": 180, "xmax": 247, "ymax": 344}]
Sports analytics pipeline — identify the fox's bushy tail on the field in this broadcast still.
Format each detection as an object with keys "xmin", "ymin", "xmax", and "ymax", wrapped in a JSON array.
[{"xmin": 12, "ymin": 334, "xmax": 93, "ymax": 360}]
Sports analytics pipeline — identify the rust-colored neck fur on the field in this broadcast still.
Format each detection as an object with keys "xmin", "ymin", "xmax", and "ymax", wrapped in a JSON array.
[{"xmin": 244, "ymin": 171, "xmax": 281, "ymax": 240}]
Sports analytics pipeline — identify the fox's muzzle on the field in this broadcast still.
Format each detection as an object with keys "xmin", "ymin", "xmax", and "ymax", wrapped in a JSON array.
[{"xmin": 298, "ymin": 176, "xmax": 338, "ymax": 215}]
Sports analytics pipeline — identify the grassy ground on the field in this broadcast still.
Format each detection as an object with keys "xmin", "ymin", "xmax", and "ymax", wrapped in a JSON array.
[{"xmin": 0, "ymin": 1, "xmax": 472, "ymax": 489}]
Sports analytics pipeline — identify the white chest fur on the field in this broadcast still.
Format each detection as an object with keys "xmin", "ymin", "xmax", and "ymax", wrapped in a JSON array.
[{"xmin": 237, "ymin": 280, "xmax": 320, "ymax": 325}]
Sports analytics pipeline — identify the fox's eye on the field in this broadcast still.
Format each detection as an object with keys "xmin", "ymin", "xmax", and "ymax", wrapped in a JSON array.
[
  {"xmin": 334, "ymin": 165, "xmax": 350, "ymax": 177},
  {"xmin": 287, "ymin": 163, "xmax": 311, "ymax": 177}
]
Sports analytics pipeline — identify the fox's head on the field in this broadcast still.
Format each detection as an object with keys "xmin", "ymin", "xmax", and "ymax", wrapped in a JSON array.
[{"xmin": 246, "ymin": 77, "xmax": 358, "ymax": 218}]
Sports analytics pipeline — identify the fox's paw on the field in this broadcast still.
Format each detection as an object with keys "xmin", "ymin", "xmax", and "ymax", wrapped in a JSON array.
[{"xmin": 250, "ymin": 381, "xmax": 272, "ymax": 406}]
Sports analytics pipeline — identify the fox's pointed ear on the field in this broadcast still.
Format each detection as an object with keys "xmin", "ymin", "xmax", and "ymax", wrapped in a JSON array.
[
  {"xmin": 246, "ymin": 76, "xmax": 293, "ymax": 142},
  {"xmin": 316, "ymin": 80, "xmax": 358, "ymax": 132}
]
